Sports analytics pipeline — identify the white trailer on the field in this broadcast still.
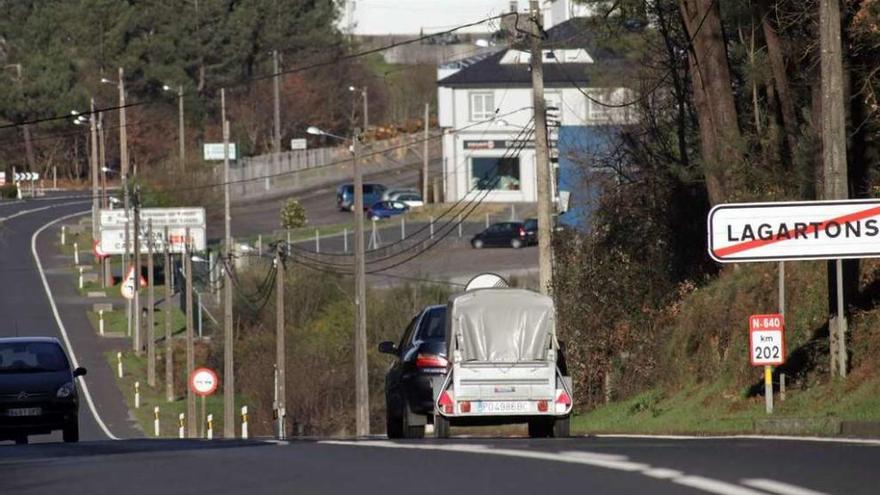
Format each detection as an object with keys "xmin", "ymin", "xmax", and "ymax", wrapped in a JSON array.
[{"xmin": 433, "ymin": 286, "xmax": 573, "ymax": 438}]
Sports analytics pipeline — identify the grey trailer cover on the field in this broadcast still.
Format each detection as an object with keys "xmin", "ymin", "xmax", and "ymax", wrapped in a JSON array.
[{"xmin": 448, "ymin": 288, "xmax": 554, "ymax": 363}]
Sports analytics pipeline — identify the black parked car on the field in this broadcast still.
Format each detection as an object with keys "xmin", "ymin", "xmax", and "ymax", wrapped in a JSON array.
[
  {"xmin": 379, "ymin": 305, "xmax": 447, "ymax": 439},
  {"xmin": 0, "ymin": 337, "xmax": 86, "ymax": 444},
  {"xmin": 471, "ymin": 222, "xmax": 530, "ymax": 249}
]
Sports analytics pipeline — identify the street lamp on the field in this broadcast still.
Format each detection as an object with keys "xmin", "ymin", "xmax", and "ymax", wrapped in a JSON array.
[
  {"xmin": 306, "ymin": 122, "xmax": 369, "ymax": 436},
  {"xmin": 348, "ymin": 85, "xmax": 368, "ymax": 131},
  {"xmin": 162, "ymin": 83, "xmax": 186, "ymax": 169}
]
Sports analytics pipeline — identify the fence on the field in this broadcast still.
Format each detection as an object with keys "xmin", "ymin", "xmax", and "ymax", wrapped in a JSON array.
[{"xmin": 225, "ymin": 133, "xmax": 441, "ymax": 202}]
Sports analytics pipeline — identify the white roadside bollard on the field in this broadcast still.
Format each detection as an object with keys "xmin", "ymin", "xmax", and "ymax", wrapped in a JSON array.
[
  {"xmin": 78, "ymin": 267, "xmax": 84, "ymax": 289},
  {"xmin": 134, "ymin": 381, "xmax": 140, "ymax": 409},
  {"xmin": 154, "ymin": 406, "xmax": 160, "ymax": 437},
  {"xmin": 117, "ymin": 351, "xmax": 123, "ymax": 378},
  {"xmin": 178, "ymin": 413, "xmax": 185, "ymax": 439},
  {"xmin": 99, "ymin": 310, "xmax": 105, "ymax": 336},
  {"xmin": 315, "ymin": 229, "xmax": 320, "ymax": 253},
  {"xmin": 241, "ymin": 406, "xmax": 248, "ymax": 439},
  {"xmin": 61, "ymin": 225, "xmax": 66, "ymax": 245},
  {"xmin": 430, "ymin": 216, "xmax": 435, "ymax": 239},
  {"xmin": 206, "ymin": 414, "xmax": 213, "ymax": 440},
  {"xmin": 73, "ymin": 242, "xmax": 79, "ymax": 265}
]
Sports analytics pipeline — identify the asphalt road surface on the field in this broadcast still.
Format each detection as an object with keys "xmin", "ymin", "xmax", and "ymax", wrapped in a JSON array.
[
  {"xmin": 1, "ymin": 435, "xmax": 878, "ymax": 494},
  {"xmin": 0, "ymin": 194, "xmax": 140, "ymax": 443},
  {"xmin": 2, "ymin": 196, "xmax": 879, "ymax": 495}
]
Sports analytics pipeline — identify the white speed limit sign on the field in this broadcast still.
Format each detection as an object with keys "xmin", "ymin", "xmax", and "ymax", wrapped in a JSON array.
[{"xmin": 749, "ymin": 314, "xmax": 785, "ymax": 366}]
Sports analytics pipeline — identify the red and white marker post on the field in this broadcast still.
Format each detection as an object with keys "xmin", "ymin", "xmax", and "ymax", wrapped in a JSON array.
[{"xmin": 749, "ymin": 314, "xmax": 785, "ymax": 414}]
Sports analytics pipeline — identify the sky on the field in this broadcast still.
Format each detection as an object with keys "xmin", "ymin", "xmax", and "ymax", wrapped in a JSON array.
[{"xmin": 342, "ymin": 0, "xmax": 521, "ymax": 35}]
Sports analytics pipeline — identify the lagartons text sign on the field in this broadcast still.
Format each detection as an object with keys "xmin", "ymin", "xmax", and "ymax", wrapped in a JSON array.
[{"xmin": 709, "ymin": 200, "xmax": 880, "ymax": 262}]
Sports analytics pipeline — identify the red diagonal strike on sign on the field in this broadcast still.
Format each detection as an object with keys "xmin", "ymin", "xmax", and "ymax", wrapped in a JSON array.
[{"xmin": 714, "ymin": 205, "xmax": 880, "ymax": 258}]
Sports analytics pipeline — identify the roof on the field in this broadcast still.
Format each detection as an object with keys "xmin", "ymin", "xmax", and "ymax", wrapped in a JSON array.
[{"xmin": 437, "ymin": 17, "xmax": 635, "ymax": 88}]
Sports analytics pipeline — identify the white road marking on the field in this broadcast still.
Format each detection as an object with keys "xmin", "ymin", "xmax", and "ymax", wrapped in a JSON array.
[
  {"xmin": 675, "ymin": 476, "xmax": 771, "ymax": 495},
  {"xmin": 32, "ymin": 209, "xmax": 119, "ymax": 440},
  {"xmin": 262, "ymin": 439, "xmax": 290, "ymax": 446},
  {"xmin": 595, "ymin": 433, "xmax": 880, "ymax": 446},
  {"xmin": 642, "ymin": 468, "xmax": 684, "ymax": 479},
  {"xmin": 321, "ymin": 440, "xmax": 843, "ymax": 495},
  {"xmin": 741, "ymin": 479, "xmax": 830, "ymax": 495}
]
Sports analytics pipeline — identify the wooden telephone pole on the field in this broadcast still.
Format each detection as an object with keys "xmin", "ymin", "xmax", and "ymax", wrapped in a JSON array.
[
  {"xmin": 820, "ymin": 0, "xmax": 849, "ymax": 378},
  {"xmin": 529, "ymin": 0, "xmax": 554, "ymax": 295}
]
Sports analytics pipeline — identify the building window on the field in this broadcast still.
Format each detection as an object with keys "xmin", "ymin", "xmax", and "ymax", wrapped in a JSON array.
[
  {"xmin": 469, "ymin": 92, "xmax": 495, "ymax": 121},
  {"xmin": 471, "ymin": 156, "xmax": 520, "ymax": 191},
  {"xmin": 587, "ymin": 90, "xmax": 613, "ymax": 122}
]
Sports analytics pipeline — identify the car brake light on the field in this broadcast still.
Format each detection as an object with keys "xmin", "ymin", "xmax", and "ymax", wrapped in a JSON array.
[
  {"xmin": 555, "ymin": 391, "xmax": 572, "ymax": 406},
  {"xmin": 460, "ymin": 401, "xmax": 471, "ymax": 413},
  {"xmin": 519, "ymin": 228, "xmax": 526, "ymax": 237},
  {"xmin": 416, "ymin": 353, "xmax": 448, "ymax": 369},
  {"xmin": 537, "ymin": 400, "xmax": 548, "ymax": 412},
  {"xmin": 438, "ymin": 391, "xmax": 454, "ymax": 414}
]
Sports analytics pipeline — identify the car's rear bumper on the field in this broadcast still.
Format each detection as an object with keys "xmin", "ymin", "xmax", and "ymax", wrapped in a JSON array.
[{"xmin": 0, "ymin": 401, "xmax": 77, "ymax": 437}]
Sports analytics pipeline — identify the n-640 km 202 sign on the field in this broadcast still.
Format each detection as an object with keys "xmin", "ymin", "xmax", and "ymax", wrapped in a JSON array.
[
  {"xmin": 708, "ymin": 199, "xmax": 880, "ymax": 262},
  {"xmin": 749, "ymin": 313, "xmax": 785, "ymax": 367}
]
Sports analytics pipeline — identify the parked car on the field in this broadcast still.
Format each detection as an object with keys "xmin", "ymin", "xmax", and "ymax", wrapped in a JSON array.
[
  {"xmin": 379, "ymin": 305, "xmax": 447, "ymax": 439},
  {"xmin": 336, "ymin": 183, "xmax": 387, "ymax": 211},
  {"xmin": 366, "ymin": 200, "xmax": 409, "ymax": 221},
  {"xmin": 382, "ymin": 187, "xmax": 419, "ymax": 201},
  {"xmin": 389, "ymin": 192, "xmax": 424, "ymax": 209},
  {"xmin": 0, "ymin": 337, "xmax": 86, "ymax": 444},
  {"xmin": 471, "ymin": 222, "xmax": 529, "ymax": 249}
]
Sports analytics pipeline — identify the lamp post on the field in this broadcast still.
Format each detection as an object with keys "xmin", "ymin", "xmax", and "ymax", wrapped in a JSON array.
[
  {"xmin": 307, "ymin": 125, "xmax": 369, "ymax": 436},
  {"xmin": 162, "ymin": 84, "xmax": 186, "ymax": 169},
  {"xmin": 348, "ymin": 85, "xmax": 368, "ymax": 131}
]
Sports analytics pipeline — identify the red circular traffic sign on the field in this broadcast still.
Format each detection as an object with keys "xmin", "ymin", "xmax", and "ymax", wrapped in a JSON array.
[{"xmin": 189, "ymin": 367, "xmax": 219, "ymax": 396}]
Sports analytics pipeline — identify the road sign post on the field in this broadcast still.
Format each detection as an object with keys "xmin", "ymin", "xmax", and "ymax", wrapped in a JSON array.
[
  {"xmin": 749, "ymin": 313, "xmax": 785, "ymax": 414},
  {"xmin": 190, "ymin": 367, "xmax": 219, "ymax": 439}
]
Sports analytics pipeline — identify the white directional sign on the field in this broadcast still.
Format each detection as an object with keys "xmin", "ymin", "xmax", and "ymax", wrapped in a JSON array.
[
  {"xmin": 203, "ymin": 143, "xmax": 237, "ymax": 161},
  {"xmin": 290, "ymin": 138, "xmax": 307, "ymax": 150},
  {"xmin": 709, "ymin": 200, "xmax": 880, "ymax": 262},
  {"xmin": 98, "ymin": 208, "xmax": 206, "ymax": 254},
  {"xmin": 14, "ymin": 172, "xmax": 39, "ymax": 181}
]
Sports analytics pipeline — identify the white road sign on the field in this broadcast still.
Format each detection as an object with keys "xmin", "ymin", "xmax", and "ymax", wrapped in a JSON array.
[
  {"xmin": 98, "ymin": 208, "xmax": 206, "ymax": 254},
  {"xmin": 708, "ymin": 200, "xmax": 880, "ymax": 262},
  {"xmin": 290, "ymin": 138, "xmax": 307, "ymax": 150},
  {"xmin": 190, "ymin": 368, "xmax": 219, "ymax": 396},
  {"xmin": 203, "ymin": 143, "xmax": 237, "ymax": 160},
  {"xmin": 14, "ymin": 172, "xmax": 39, "ymax": 181}
]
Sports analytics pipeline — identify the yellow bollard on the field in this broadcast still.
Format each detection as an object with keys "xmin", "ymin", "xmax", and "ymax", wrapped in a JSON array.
[
  {"xmin": 153, "ymin": 406, "xmax": 160, "ymax": 437},
  {"xmin": 178, "ymin": 413, "xmax": 185, "ymax": 439},
  {"xmin": 134, "ymin": 381, "xmax": 140, "ymax": 409},
  {"xmin": 241, "ymin": 406, "xmax": 248, "ymax": 439},
  {"xmin": 117, "ymin": 352, "xmax": 123, "ymax": 378},
  {"xmin": 206, "ymin": 414, "xmax": 213, "ymax": 440}
]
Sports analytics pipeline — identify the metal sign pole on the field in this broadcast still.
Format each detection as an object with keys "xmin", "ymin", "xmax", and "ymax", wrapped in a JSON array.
[{"xmin": 765, "ymin": 365, "xmax": 773, "ymax": 414}]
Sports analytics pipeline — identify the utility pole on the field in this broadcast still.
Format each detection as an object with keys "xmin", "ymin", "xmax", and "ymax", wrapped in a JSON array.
[
  {"xmin": 185, "ymin": 228, "xmax": 196, "ymax": 437},
  {"xmin": 352, "ymin": 128, "xmax": 370, "ymax": 437},
  {"xmin": 362, "ymin": 87, "xmax": 369, "ymax": 131},
  {"xmin": 275, "ymin": 244, "xmax": 286, "ymax": 439},
  {"xmin": 119, "ymin": 67, "xmax": 132, "ymax": 341},
  {"xmin": 221, "ymin": 89, "xmax": 236, "ymax": 438},
  {"xmin": 133, "ymin": 186, "xmax": 142, "ymax": 355},
  {"xmin": 820, "ymin": 0, "xmax": 849, "ymax": 379},
  {"xmin": 422, "ymin": 102, "xmax": 430, "ymax": 203},
  {"xmin": 178, "ymin": 85, "xmax": 185, "ymax": 169},
  {"xmin": 147, "ymin": 219, "xmax": 156, "ymax": 387},
  {"xmin": 89, "ymin": 99, "xmax": 99, "ymax": 250},
  {"xmin": 273, "ymin": 49, "xmax": 282, "ymax": 191},
  {"xmin": 164, "ymin": 225, "xmax": 174, "ymax": 402},
  {"xmin": 98, "ymin": 112, "xmax": 112, "ymax": 287},
  {"xmin": 529, "ymin": 0, "xmax": 554, "ymax": 296}
]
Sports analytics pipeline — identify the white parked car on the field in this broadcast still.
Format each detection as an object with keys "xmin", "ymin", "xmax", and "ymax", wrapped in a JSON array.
[
  {"xmin": 390, "ymin": 192, "xmax": 424, "ymax": 209},
  {"xmin": 381, "ymin": 187, "xmax": 419, "ymax": 201}
]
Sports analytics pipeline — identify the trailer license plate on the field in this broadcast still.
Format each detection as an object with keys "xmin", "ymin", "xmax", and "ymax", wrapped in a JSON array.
[
  {"xmin": 476, "ymin": 401, "xmax": 532, "ymax": 413},
  {"xmin": 6, "ymin": 407, "xmax": 41, "ymax": 417}
]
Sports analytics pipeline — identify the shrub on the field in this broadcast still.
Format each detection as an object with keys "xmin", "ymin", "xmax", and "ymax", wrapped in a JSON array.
[{"xmin": 280, "ymin": 199, "xmax": 307, "ymax": 230}]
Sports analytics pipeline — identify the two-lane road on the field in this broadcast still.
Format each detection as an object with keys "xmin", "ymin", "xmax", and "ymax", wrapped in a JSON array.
[
  {"xmin": 1, "ymin": 435, "xmax": 878, "ymax": 494},
  {"xmin": 0, "ymin": 194, "xmax": 139, "ymax": 443}
]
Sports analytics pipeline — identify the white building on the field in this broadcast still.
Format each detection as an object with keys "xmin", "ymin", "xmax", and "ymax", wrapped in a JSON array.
[{"xmin": 436, "ymin": 15, "xmax": 635, "ymax": 203}]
